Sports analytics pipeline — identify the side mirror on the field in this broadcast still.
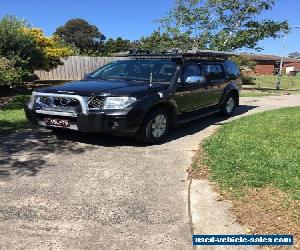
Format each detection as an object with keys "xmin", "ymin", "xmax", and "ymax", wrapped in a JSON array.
[
  {"xmin": 185, "ymin": 76, "xmax": 207, "ymax": 84},
  {"xmin": 84, "ymin": 72, "xmax": 92, "ymax": 79}
]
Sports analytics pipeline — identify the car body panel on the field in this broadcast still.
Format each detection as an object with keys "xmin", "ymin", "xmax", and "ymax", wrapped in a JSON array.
[
  {"xmin": 174, "ymin": 82, "xmax": 209, "ymax": 113},
  {"xmin": 37, "ymin": 79, "xmax": 168, "ymax": 98}
]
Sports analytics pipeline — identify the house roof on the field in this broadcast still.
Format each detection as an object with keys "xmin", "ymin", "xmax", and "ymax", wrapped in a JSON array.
[{"xmin": 240, "ymin": 53, "xmax": 300, "ymax": 63}]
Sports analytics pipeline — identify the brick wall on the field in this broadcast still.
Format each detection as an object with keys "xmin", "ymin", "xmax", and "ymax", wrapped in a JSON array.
[
  {"xmin": 254, "ymin": 61, "xmax": 275, "ymax": 75},
  {"xmin": 245, "ymin": 56, "xmax": 300, "ymax": 76},
  {"xmin": 283, "ymin": 62, "xmax": 300, "ymax": 72}
]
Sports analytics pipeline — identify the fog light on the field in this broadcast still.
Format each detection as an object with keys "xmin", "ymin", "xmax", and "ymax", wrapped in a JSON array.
[{"xmin": 112, "ymin": 121, "xmax": 119, "ymax": 129}]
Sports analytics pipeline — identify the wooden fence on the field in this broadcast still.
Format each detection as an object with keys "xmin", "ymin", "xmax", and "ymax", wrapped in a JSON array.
[{"xmin": 34, "ymin": 56, "xmax": 126, "ymax": 81}]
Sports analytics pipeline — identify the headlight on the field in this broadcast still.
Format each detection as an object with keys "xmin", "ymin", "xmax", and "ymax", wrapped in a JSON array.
[
  {"xmin": 103, "ymin": 97, "xmax": 137, "ymax": 109},
  {"xmin": 27, "ymin": 93, "xmax": 36, "ymax": 109}
]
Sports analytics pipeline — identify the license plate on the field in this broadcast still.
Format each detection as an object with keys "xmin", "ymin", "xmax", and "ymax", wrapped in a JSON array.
[{"xmin": 44, "ymin": 118, "xmax": 70, "ymax": 128}]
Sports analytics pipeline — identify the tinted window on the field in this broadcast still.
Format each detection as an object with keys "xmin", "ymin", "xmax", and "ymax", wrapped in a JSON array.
[
  {"xmin": 90, "ymin": 60, "xmax": 177, "ymax": 83},
  {"xmin": 181, "ymin": 63, "xmax": 201, "ymax": 82},
  {"xmin": 203, "ymin": 64, "xmax": 225, "ymax": 80},
  {"xmin": 224, "ymin": 61, "xmax": 240, "ymax": 79}
]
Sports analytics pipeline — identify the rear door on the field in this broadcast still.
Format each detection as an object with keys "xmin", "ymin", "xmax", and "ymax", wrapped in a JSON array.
[{"xmin": 201, "ymin": 63, "xmax": 227, "ymax": 106}]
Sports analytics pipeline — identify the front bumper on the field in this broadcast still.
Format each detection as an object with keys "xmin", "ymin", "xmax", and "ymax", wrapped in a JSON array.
[{"xmin": 25, "ymin": 107, "xmax": 142, "ymax": 136}]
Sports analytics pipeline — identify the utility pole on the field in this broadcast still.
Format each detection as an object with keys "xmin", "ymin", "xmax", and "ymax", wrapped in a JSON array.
[
  {"xmin": 276, "ymin": 26, "xmax": 300, "ymax": 90},
  {"xmin": 276, "ymin": 33, "xmax": 287, "ymax": 90}
]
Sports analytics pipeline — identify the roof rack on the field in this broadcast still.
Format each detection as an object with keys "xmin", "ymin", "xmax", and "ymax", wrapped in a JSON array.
[{"xmin": 113, "ymin": 49, "xmax": 238, "ymax": 61}]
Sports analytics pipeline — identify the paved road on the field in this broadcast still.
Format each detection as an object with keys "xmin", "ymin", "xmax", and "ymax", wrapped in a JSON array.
[{"xmin": 0, "ymin": 95, "xmax": 299, "ymax": 249}]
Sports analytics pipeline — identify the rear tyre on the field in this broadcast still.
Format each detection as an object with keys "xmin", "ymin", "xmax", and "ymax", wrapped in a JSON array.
[
  {"xmin": 135, "ymin": 109, "xmax": 170, "ymax": 144},
  {"xmin": 221, "ymin": 93, "xmax": 237, "ymax": 116}
]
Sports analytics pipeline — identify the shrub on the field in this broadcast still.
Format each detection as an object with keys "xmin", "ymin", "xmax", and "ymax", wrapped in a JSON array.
[
  {"xmin": 242, "ymin": 75, "xmax": 256, "ymax": 85},
  {"xmin": 21, "ymin": 28, "xmax": 75, "ymax": 71},
  {"xmin": 0, "ymin": 57, "xmax": 22, "ymax": 87},
  {"xmin": 0, "ymin": 16, "xmax": 74, "ymax": 84},
  {"xmin": 0, "ymin": 16, "xmax": 41, "ymax": 73},
  {"xmin": 230, "ymin": 55, "xmax": 257, "ymax": 72}
]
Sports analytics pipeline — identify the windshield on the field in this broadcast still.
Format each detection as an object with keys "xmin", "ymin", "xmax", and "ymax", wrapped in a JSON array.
[{"xmin": 89, "ymin": 60, "xmax": 177, "ymax": 83}]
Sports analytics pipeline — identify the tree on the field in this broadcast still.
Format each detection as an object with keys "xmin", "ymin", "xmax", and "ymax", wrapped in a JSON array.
[
  {"xmin": 22, "ymin": 28, "xmax": 75, "ymax": 71},
  {"xmin": 0, "ymin": 16, "xmax": 74, "ymax": 81},
  {"xmin": 54, "ymin": 18, "xmax": 106, "ymax": 53},
  {"xmin": 158, "ymin": 0, "xmax": 289, "ymax": 51},
  {"xmin": 102, "ymin": 37, "xmax": 132, "ymax": 55},
  {"xmin": 135, "ymin": 30, "xmax": 191, "ymax": 52},
  {"xmin": 288, "ymin": 52, "xmax": 300, "ymax": 59},
  {"xmin": 0, "ymin": 16, "xmax": 43, "ymax": 75}
]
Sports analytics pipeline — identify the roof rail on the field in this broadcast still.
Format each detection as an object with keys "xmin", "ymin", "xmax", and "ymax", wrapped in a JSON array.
[{"xmin": 113, "ymin": 49, "xmax": 238, "ymax": 61}]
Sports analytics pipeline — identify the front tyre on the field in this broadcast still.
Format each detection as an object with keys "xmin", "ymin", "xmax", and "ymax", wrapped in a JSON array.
[
  {"xmin": 221, "ymin": 93, "xmax": 237, "ymax": 116},
  {"xmin": 135, "ymin": 109, "xmax": 170, "ymax": 144}
]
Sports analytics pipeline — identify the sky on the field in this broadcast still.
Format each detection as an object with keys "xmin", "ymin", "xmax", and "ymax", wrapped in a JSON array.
[{"xmin": 0, "ymin": 0, "xmax": 299, "ymax": 56}]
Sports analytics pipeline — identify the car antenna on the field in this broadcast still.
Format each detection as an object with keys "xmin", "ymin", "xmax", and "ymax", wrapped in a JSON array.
[
  {"xmin": 149, "ymin": 68, "xmax": 153, "ymax": 87},
  {"xmin": 149, "ymin": 72, "xmax": 153, "ymax": 87}
]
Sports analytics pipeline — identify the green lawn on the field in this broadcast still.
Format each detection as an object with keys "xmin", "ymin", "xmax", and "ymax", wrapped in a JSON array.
[
  {"xmin": 252, "ymin": 75, "xmax": 300, "ymax": 89},
  {"xmin": 240, "ymin": 90, "xmax": 300, "ymax": 97},
  {"xmin": 203, "ymin": 107, "xmax": 300, "ymax": 199},
  {"xmin": 240, "ymin": 90, "xmax": 283, "ymax": 97},
  {"xmin": 0, "ymin": 95, "xmax": 31, "ymax": 133}
]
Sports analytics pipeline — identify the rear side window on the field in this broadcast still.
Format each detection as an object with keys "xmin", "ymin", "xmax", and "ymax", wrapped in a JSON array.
[
  {"xmin": 224, "ymin": 61, "xmax": 240, "ymax": 79},
  {"xmin": 203, "ymin": 63, "xmax": 225, "ymax": 81},
  {"xmin": 181, "ymin": 63, "xmax": 202, "ymax": 81}
]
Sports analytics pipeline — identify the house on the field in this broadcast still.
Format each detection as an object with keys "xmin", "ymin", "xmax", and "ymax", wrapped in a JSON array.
[
  {"xmin": 240, "ymin": 53, "xmax": 300, "ymax": 76},
  {"xmin": 284, "ymin": 61, "xmax": 300, "ymax": 76}
]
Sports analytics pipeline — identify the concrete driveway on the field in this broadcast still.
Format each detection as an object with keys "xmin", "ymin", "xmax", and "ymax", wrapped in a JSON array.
[{"xmin": 0, "ymin": 95, "xmax": 299, "ymax": 249}]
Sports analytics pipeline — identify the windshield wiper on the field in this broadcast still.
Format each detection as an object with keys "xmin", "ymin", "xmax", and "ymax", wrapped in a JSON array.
[
  {"xmin": 95, "ymin": 76, "xmax": 130, "ymax": 81},
  {"xmin": 94, "ymin": 76, "xmax": 169, "ymax": 83},
  {"xmin": 95, "ymin": 77, "xmax": 109, "ymax": 80},
  {"xmin": 109, "ymin": 77, "xmax": 146, "ymax": 82}
]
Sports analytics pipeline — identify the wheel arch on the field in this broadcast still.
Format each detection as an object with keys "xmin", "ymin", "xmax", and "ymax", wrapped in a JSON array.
[
  {"xmin": 220, "ymin": 84, "xmax": 240, "ymax": 106},
  {"xmin": 141, "ymin": 101, "xmax": 178, "ymax": 126}
]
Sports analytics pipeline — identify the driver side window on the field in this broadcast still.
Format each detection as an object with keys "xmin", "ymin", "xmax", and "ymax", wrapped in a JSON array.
[{"xmin": 181, "ymin": 63, "xmax": 201, "ymax": 83}]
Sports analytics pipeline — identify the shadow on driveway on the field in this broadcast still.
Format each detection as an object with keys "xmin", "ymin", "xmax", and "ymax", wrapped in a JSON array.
[
  {"xmin": 53, "ymin": 104, "xmax": 257, "ymax": 145},
  {"xmin": 0, "ymin": 129, "xmax": 95, "ymax": 179},
  {"xmin": 0, "ymin": 105, "xmax": 256, "ymax": 178}
]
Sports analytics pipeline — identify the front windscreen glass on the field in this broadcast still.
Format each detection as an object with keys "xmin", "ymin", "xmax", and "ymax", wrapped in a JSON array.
[{"xmin": 89, "ymin": 60, "xmax": 177, "ymax": 83}]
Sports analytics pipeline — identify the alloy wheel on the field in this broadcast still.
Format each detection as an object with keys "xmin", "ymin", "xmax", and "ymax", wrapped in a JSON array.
[
  {"xmin": 151, "ymin": 114, "xmax": 167, "ymax": 138},
  {"xmin": 226, "ymin": 97, "xmax": 235, "ymax": 114}
]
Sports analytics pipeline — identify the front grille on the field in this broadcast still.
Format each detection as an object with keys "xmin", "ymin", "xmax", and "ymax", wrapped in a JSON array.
[
  {"xmin": 88, "ymin": 96, "xmax": 105, "ymax": 109},
  {"xmin": 35, "ymin": 96, "xmax": 82, "ymax": 114}
]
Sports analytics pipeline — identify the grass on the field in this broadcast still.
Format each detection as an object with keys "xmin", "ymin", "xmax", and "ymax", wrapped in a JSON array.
[
  {"xmin": 240, "ymin": 89, "xmax": 300, "ymax": 97},
  {"xmin": 202, "ymin": 107, "xmax": 300, "ymax": 199},
  {"xmin": 0, "ymin": 95, "xmax": 31, "ymax": 134},
  {"xmin": 194, "ymin": 107, "xmax": 300, "ymax": 242},
  {"xmin": 251, "ymin": 75, "xmax": 300, "ymax": 90},
  {"xmin": 240, "ymin": 90, "xmax": 282, "ymax": 97}
]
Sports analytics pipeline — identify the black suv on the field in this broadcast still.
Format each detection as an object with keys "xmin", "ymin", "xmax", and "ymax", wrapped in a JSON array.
[{"xmin": 25, "ymin": 50, "xmax": 241, "ymax": 143}]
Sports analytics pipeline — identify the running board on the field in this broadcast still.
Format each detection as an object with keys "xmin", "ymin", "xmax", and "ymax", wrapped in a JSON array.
[{"xmin": 175, "ymin": 108, "xmax": 220, "ymax": 125}]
